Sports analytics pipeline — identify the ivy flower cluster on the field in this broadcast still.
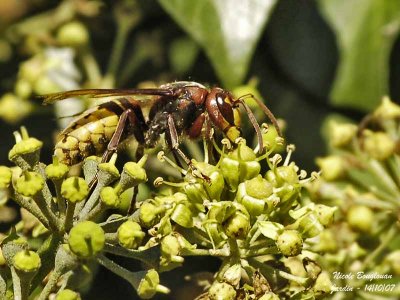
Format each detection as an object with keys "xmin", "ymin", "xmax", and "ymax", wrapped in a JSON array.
[
  {"xmin": 0, "ymin": 125, "xmax": 335, "ymax": 299},
  {"xmin": 308, "ymin": 97, "xmax": 400, "ymax": 299}
]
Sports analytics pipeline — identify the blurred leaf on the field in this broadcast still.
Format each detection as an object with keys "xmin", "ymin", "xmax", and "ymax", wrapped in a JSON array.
[
  {"xmin": 319, "ymin": 0, "xmax": 400, "ymax": 112},
  {"xmin": 158, "ymin": 0, "xmax": 277, "ymax": 88},
  {"xmin": 169, "ymin": 37, "xmax": 199, "ymax": 75}
]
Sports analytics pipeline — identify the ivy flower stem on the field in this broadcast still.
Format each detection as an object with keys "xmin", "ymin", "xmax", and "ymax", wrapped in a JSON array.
[
  {"xmin": 37, "ymin": 269, "xmax": 62, "ymax": 300},
  {"xmin": 10, "ymin": 267, "xmax": 28, "ymax": 300},
  {"xmin": 13, "ymin": 193, "xmax": 50, "ymax": 229},
  {"xmin": 64, "ymin": 202, "xmax": 76, "ymax": 232}
]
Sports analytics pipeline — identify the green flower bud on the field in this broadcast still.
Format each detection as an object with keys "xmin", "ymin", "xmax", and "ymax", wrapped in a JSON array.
[
  {"xmin": 0, "ymin": 166, "xmax": 12, "ymax": 189},
  {"xmin": 45, "ymin": 156, "xmax": 69, "ymax": 180},
  {"xmin": 262, "ymin": 125, "xmax": 285, "ymax": 152},
  {"xmin": 236, "ymin": 175, "xmax": 276, "ymax": 216},
  {"xmin": 275, "ymin": 164, "xmax": 299, "ymax": 185},
  {"xmin": 232, "ymin": 83, "xmax": 262, "ymax": 109},
  {"xmin": 374, "ymin": 96, "xmax": 400, "ymax": 119},
  {"xmin": 223, "ymin": 210, "xmax": 250, "ymax": 240},
  {"xmin": 118, "ymin": 220, "xmax": 145, "ymax": 249},
  {"xmin": 134, "ymin": 269, "xmax": 160, "ymax": 299},
  {"xmin": 314, "ymin": 204, "xmax": 336, "ymax": 226},
  {"xmin": 68, "ymin": 221, "xmax": 105, "ymax": 258},
  {"xmin": 100, "ymin": 186, "xmax": 120, "ymax": 208},
  {"xmin": 56, "ymin": 289, "xmax": 81, "ymax": 300},
  {"xmin": 297, "ymin": 212, "xmax": 324, "ymax": 238},
  {"xmin": 57, "ymin": 21, "xmax": 89, "ymax": 48},
  {"xmin": 316, "ymin": 155, "xmax": 346, "ymax": 181},
  {"xmin": 61, "ymin": 177, "xmax": 89, "ymax": 203},
  {"xmin": 139, "ymin": 202, "xmax": 162, "ymax": 228},
  {"xmin": 208, "ymin": 282, "xmax": 236, "ymax": 300},
  {"xmin": 8, "ymin": 127, "xmax": 42, "ymax": 167},
  {"xmin": 328, "ymin": 120, "xmax": 357, "ymax": 148},
  {"xmin": 276, "ymin": 230, "xmax": 303, "ymax": 257},
  {"xmin": 183, "ymin": 181, "xmax": 208, "ymax": 206},
  {"xmin": 160, "ymin": 234, "xmax": 181, "ymax": 257},
  {"xmin": 346, "ymin": 205, "xmax": 374, "ymax": 233},
  {"xmin": 221, "ymin": 143, "xmax": 261, "ymax": 191},
  {"xmin": 259, "ymin": 292, "xmax": 280, "ymax": 300},
  {"xmin": 117, "ymin": 157, "xmax": 148, "ymax": 193},
  {"xmin": 98, "ymin": 160, "xmax": 120, "ymax": 182},
  {"xmin": 14, "ymin": 171, "xmax": 44, "ymax": 197},
  {"xmin": 13, "ymin": 250, "xmax": 41, "ymax": 272},
  {"xmin": 190, "ymin": 161, "xmax": 225, "ymax": 201},
  {"xmin": 362, "ymin": 131, "xmax": 395, "ymax": 160}
]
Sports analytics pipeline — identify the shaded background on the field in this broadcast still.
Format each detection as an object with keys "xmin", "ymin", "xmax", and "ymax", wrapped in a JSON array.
[{"xmin": 0, "ymin": 0, "xmax": 399, "ymax": 299}]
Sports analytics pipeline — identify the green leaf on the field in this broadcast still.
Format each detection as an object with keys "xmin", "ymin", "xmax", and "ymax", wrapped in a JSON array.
[
  {"xmin": 158, "ymin": 0, "xmax": 278, "ymax": 88},
  {"xmin": 319, "ymin": 0, "xmax": 400, "ymax": 111}
]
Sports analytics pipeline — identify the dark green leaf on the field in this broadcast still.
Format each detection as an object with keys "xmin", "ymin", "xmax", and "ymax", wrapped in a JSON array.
[
  {"xmin": 158, "ymin": 0, "xmax": 278, "ymax": 88},
  {"xmin": 319, "ymin": 0, "xmax": 400, "ymax": 111}
]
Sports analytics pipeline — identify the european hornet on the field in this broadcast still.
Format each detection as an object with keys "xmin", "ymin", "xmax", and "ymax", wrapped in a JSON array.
[{"xmin": 39, "ymin": 81, "xmax": 281, "ymax": 170}]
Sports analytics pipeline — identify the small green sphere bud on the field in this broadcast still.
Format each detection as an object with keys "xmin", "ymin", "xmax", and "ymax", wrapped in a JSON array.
[
  {"xmin": 328, "ymin": 120, "xmax": 357, "ymax": 148},
  {"xmin": 56, "ymin": 289, "xmax": 81, "ymax": 300},
  {"xmin": 362, "ymin": 131, "xmax": 395, "ymax": 160},
  {"xmin": 221, "ymin": 144, "xmax": 261, "ymax": 191},
  {"xmin": 262, "ymin": 125, "xmax": 285, "ymax": 152},
  {"xmin": 139, "ymin": 202, "xmax": 161, "ymax": 228},
  {"xmin": 118, "ymin": 220, "xmax": 145, "ymax": 249},
  {"xmin": 223, "ymin": 211, "xmax": 250, "ymax": 239},
  {"xmin": 190, "ymin": 162, "xmax": 225, "ymax": 201},
  {"xmin": 124, "ymin": 162, "xmax": 147, "ymax": 182},
  {"xmin": 374, "ymin": 96, "xmax": 400, "ymax": 119},
  {"xmin": 15, "ymin": 171, "xmax": 44, "ymax": 197},
  {"xmin": 57, "ymin": 21, "xmax": 89, "ymax": 47},
  {"xmin": 61, "ymin": 177, "xmax": 89, "ymax": 203},
  {"xmin": 0, "ymin": 166, "xmax": 12, "ymax": 189},
  {"xmin": 314, "ymin": 204, "xmax": 336, "ymax": 226},
  {"xmin": 9, "ymin": 135, "xmax": 42, "ymax": 160},
  {"xmin": 236, "ymin": 175, "xmax": 275, "ymax": 216},
  {"xmin": 135, "ymin": 269, "xmax": 160, "ymax": 299},
  {"xmin": 68, "ymin": 221, "xmax": 105, "ymax": 258},
  {"xmin": 98, "ymin": 161, "xmax": 120, "ymax": 179},
  {"xmin": 276, "ymin": 230, "xmax": 303, "ymax": 257},
  {"xmin": 161, "ymin": 234, "xmax": 181, "ymax": 257},
  {"xmin": 259, "ymin": 292, "xmax": 280, "ymax": 300},
  {"xmin": 13, "ymin": 250, "xmax": 41, "ymax": 272},
  {"xmin": 100, "ymin": 187, "xmax": 120, "ymax": 208},
  {"xmin": 275, "ymin": 164, "xmax": 299, "ymax": 185},
  {"xmin": 208, "ymin": 282, "xmax": 236, "ymax": 300},
  {"xmin": 45, "ymin": 157, "xmax": 69, "ymax": 180},
  {"xmin": 316, "ymin": 155, "xmax": 345, "ymax": 181},
  {"xmin": 347, "ymin": 205, "xmax": 374, "ymax": 233}
]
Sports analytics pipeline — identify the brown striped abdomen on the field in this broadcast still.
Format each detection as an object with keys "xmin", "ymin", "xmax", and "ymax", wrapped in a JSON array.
[{"xmin": 54, "ymin": 114, "xmax": 119, "ymax": 165}]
